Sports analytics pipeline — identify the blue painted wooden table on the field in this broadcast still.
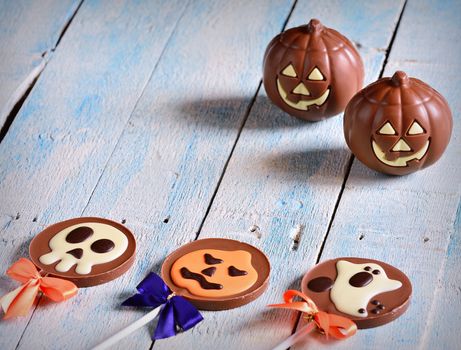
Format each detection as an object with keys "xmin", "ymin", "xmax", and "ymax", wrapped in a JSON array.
[{"xmin": 0, "ymin": 1, "xmax": 459, "ymax": 349}]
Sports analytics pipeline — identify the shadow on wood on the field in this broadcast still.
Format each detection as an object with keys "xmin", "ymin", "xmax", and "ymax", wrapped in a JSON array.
[{"xmin": 175, "ymin": 96, "xmax": 313, "ymax": 130}]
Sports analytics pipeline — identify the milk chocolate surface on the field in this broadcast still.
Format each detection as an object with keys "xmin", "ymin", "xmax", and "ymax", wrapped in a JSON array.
[
  {"xmin": 263, "ymin": 19, "xmax": 364, "ymax": 121},
  {"xmin": 343, "ymin": 71, "xmax": 453, "ymax": 175},
  {"xmin": 161, "ymin": 238, "xmax": 270, "ymax": 310},
  {"xmin": 29, "ymin": 217, "xmax": 136, "ymax": 287},
  {"xmin": 301, "ymin": 257, "xmax": 412, "ymax": 328}
]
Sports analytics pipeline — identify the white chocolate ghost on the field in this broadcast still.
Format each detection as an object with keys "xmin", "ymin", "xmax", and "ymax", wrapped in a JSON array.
[{"xmin": 330, "ymin": 260, "xmax": 402, "ymax": 317}]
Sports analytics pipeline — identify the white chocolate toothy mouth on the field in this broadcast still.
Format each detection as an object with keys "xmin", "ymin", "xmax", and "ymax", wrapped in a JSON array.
[
  {"xmin": 277, "ymin": 79, "xmax": 330, "ymax": 110},
  {"xmin": 372, "ymin": 140, "xmax": 430, "ymax": 167}
]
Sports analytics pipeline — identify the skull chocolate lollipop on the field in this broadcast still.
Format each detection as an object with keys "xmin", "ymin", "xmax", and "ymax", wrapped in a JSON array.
[
  {"xmin": 30, "ymin": 217, "xmax": 136, "ymax": 287},
  {"xmin": 344, "ymin": 71, "xmax": 453, "ymax": 175},
  {"xmin": 263, "ymin": 19, "xmax": 364, "ymax": 121}
]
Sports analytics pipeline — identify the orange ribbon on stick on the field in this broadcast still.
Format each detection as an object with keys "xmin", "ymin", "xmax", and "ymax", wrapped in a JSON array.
[
  {"xmin": 0, "ymin": 258, "xmax": 77, "ymax": 319},
  {"xmin": 269, "ymin": 290, "xmax": 357, "ymax": 340}
]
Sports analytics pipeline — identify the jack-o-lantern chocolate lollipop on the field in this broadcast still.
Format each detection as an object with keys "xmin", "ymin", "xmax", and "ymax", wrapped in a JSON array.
[
  {"xmin": 30, "ymin": 217, "xmax": 136, "ymax": 287},
  {"xmin": 161, "ymin": 238, "xmax": 270, "ymax": 310},
  {"xmin": 263, "ymin": 19, "xmax": 364, "ymax": 121},
  {"xmin": 344, "ymin": 71, "xmax": 453, "ymax": 175},
  {"xmin": 302, "ymin": 257, "xmax": 412, "ymax": 328}
]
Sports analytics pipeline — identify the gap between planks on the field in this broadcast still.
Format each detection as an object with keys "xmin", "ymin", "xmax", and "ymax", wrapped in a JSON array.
[
  {"xmin": 316, "ymin": 0, "xmax": 408, "ymax": 264},
  {"xmin": 279, "ymin": 0, "xmax": 409, "ymax": 346},
  {"xmin": 0, "ymin": 0, "xmax": 84, "ymax": 143},
  {"xmin": 150, "ymin": 0, "xmax": 299, "ymax": 348},
  {"xmin": 192, "ymin": 0, "xmax": 299, "ymax": 245},
  {"xmin": 80, "ymin": 0, "xmax": 191, "ymax": 217},
  {"xmin": 11, "ymin": 1, "xmax": 192, "ymax": 349}
]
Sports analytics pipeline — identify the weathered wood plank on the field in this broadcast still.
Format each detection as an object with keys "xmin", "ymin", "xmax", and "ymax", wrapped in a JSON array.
[
  {"xmin": 0, "ymin": 0, "xmax": 81, "ymax": 131},
  {"xmin": 296, "ymin": 0, "xmax": 461, "ymax": 348},
  {"xmin": 158, "ymin": 1, "xmax": 405, "ymax": 349},
  {"xmin": 0, "ymin": 0, "xmax": 188, "ymax": 348},
  {"xmin": 7, "ymin": 1, "xmax": 300, "ymax": 349}
]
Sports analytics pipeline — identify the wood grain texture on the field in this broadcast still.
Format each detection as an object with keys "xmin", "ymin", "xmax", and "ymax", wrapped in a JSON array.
[
  {"xmin": 2, "ymin": 1, "xmax": 299, "ymax": 349},
  {"xmin": 0, "ymin": 1, "xmax": 458, "ymax": 349},
  {"xmin": 0, "ymin": 0, "xmax": 188, "ymax": 348},
  {"xmin": 158, "ymin": 1, "xmax": 405, "ymax": 349},
  {"xmin": 0, "ymin": 0, "xmax": 81, "ymax": 129},
  {"xmin": 294, "ymin": 0, "xmax": 461, "ymax": 349}
]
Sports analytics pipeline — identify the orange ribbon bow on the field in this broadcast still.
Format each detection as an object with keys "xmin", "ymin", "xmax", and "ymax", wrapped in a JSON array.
[
  {"xmin": 269, "ymin": 290, "xmax": 357, "ymax": 340},
  {"xmin": 0, "ymin": 258, "xmax": 78, "ymax": 319}
]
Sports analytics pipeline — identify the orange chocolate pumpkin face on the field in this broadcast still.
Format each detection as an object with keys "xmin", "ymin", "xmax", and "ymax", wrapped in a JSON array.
[
  {"xmin": 344, "ymin": 71, "xmax": 453, "ymax": 175},
  {"xmin": 170, "ymin": 249, "xmax": 258, "ymax": 298},
  {"xmin": 161, "ymin": 238, "xmax": 270, "ymax": 310},
  {"xmin": 263, "ymin": 19, "xmax": 364, "ymax": 121}
]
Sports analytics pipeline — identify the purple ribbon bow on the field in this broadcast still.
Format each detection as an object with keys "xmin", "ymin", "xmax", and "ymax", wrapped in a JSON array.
[{"xmin": 122, "ymin": 272, "xmax": 203, "ymax": 339}]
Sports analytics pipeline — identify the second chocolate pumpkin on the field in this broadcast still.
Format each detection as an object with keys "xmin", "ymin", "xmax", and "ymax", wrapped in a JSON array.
[{"xmin": 263, "ymin": 19, "xmax": 364, "ymax": 121}]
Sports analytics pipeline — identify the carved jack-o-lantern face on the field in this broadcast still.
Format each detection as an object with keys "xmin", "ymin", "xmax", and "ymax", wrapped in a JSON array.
[
  {"xmin": 263, "ymin": 19, "xmax": 364, "ymax": 121},
  {"xmin": 170, "ymin": 249, "xmax": 258, "ymax": 298},
  {"xmin": 372, "ymin": 119, "xmax": 429, "ymax": 167},
  {"xmin": 344, "ymin": 71, "xmax": 453, "ymax": 175},
  {"xmin": 276, "ymin": 63, "xmax": 331, "ymax": 111},
  {"xmin": 162, "ymin": 238, "xmax": 270, "ymax": 310}
]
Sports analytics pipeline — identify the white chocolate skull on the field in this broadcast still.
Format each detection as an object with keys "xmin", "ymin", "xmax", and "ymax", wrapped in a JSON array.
[
  {"xmin": 39, "ymin": 222, "xmax": 128, "ymax": 275},
  {"xmin": 330, "ymin": 260, "xmax": 402, "ymax": 317}
]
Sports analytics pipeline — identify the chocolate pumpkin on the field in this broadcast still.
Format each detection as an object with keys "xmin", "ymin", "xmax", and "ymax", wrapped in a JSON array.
[
  {"xmin": 263, "ymin": 19, "xmax": 364, "ymax": 121},
  {"xmin": 344, "ymin": 71, "xmax": 453, "ymax": 175}
]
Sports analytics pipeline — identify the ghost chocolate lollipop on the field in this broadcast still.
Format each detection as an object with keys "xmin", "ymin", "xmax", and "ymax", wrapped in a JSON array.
[
  {"xmin": 263, "ymin": 19, "xmax": 364, "ymax": 121},
  {"xmin": 301, "ymin": 257, "xmax": 412, "ymax": 328},
  {"xmin": 30, "ymin": 217, "xmax": 136, "ymax": 287},
  {"xmin": 161, "ymin": 238, "xmax": 271, "ymax": 310}
]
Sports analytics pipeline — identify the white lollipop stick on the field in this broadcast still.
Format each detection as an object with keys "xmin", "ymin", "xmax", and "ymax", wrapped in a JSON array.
[
  {"xmin": 271, "ymin": 321, "xmax": 316, "ymax": 350},
  {"xmin": 92, "ymin": 306, "xmax": 161, "ymax": 350}
]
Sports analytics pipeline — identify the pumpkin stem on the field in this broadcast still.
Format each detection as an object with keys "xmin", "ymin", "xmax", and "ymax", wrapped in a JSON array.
[
  {"xmin": 307, "ymin": 19, "xmax": 324, "ymax": 33},
  {"xmin": 391, "ymin": 71, "xmax": 410, "ymax": 87}
]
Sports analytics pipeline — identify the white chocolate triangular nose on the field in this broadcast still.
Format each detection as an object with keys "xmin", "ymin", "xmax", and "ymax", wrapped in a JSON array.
[
  {"xmin": 392, "ymin": 139, "xmax": 411, "ymax": 151},
  {"xmin": 292, "ymin": 82, "xmax": 310, "ymax": 96}
]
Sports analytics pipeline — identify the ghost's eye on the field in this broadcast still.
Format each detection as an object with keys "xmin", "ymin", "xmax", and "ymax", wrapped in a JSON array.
[
  {"xmin": 378, "ymin": 122, "xmax": 397, "ymax": 135},
  {"xmin": 307, "ymin": 67, "xmax": 324, "ymax": 81},
  {"xmin": 281, "ymin": 64, "xmax": 297, "ymax": 77},
  {"xmin": 66, "ymin": 226, "xmax": 94, "ymax": 243},
  {"xmin": 407, "ymin": 121, "xmax": 425, "ymax": 135}
]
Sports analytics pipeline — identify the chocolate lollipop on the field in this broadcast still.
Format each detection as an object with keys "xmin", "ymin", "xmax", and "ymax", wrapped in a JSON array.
[
  {"xmin": 302, "ymin": 257, "xmax": 412, "ymax": 328},
  {"xmin": 162, "ymin": 238, "xmax": 271, "ymax": 310},
  {"xmin": 30, "ymin": 217, "xmax": 136, "ymax": 287},
  {"xmin": 1, "ymin": 217, "xmax": 135, "ymax": 319},
  {"xmin": 263, "ymin": 19, "xmax": 364, "ymax": 121},
  {"xmin": 94, "ymin": 238, "xmax": 270, "ymax": 348},
  {"xmin": 268, "ymin": 257, "xmax": 411, "ymax": 349}
]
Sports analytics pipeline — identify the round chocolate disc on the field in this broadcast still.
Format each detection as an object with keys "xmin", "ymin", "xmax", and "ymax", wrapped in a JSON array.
[
  {"xmin": 301, "ymin": 257, "xmax": 411, "ymax": 328},
  {"xmin": 161, "ymin": 238, "xmax": 270, "ymax": 310},
  {"xmin": 29, "ymin": 217, "xmax": 136, "ymax": 287}
]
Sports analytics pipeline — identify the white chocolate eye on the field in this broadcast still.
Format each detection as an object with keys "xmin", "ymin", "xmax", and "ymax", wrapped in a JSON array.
[
  {"xmin": 407, "ymin": 121, "xmax": 425, "ymax": 135},
  {"xmin": 307, "ymin": 67, "xmax": 324, "ymax": 80},
  {"xmin": 378, "ymin": 122, "xmax": 396, "ymax": 135},
  {"xmin": 281, "ymin": 64, "xmax": 297, "ymax": 77}
]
